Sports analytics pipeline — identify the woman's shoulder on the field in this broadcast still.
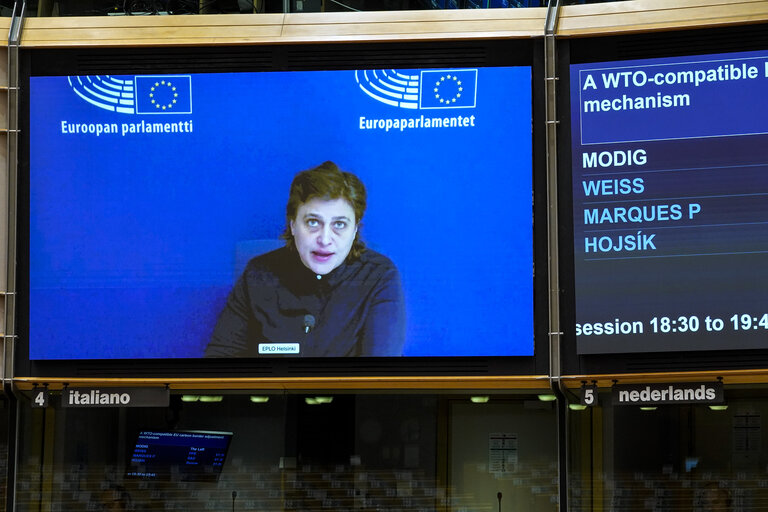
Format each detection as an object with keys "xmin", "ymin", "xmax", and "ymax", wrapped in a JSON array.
[
  {"xmin": 349, "ymin": 249, "xmax": 401, "ymax": 285},
  {"xmin": 358, "ymin": 248, "xmax": 397, "ymax": 269},
  {"xmin": 244, "ymin": 246, "xmax": 295, "ymax": 276}
]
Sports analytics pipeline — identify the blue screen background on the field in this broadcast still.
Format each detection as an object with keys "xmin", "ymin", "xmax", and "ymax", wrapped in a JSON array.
[{"xmin": 29, "ymin": 67, "xmax": 533, "ymax": 359}]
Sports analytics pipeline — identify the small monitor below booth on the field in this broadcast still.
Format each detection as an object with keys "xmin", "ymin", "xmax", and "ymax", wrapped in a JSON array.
[{"xmin": 127, "ymin": 430, "xmax": 233, "ymax": 482}]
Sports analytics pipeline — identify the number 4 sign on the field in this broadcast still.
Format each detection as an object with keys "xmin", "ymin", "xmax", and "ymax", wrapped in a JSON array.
[{"xmin": 32, "ymin": 387, "xmax": 49, "ymax": 408}]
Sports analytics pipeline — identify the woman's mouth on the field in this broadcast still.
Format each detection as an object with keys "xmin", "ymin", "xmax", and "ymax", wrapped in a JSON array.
[{"xmin": 311, "ymin": 250, "xmax": 334, "ymax": 262}]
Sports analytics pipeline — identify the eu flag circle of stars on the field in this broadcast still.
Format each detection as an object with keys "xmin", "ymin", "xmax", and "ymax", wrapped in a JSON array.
[
  {"xmin": 434, "ymin": 74, "xmax": 463, "ymax": 104},
  {"xmin": 149, "ymin": 80, "xmax": 179, "ymax": 111}
]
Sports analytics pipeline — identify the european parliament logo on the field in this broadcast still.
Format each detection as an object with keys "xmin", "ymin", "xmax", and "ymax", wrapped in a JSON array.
[
  {"xmin": 355, "ymin": 68, "xmax": 478, "ymax": 110},
  {"xmin": 68, "ymin": 75, "xmax": 192, "ymax": 115}
]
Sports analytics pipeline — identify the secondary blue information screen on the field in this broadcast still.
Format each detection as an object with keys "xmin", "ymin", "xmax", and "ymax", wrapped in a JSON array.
[
  {"xmin": 571, "ymin": 50, "xmax": 768, "ymax": 354},
  {"xmin": 29, "ymin": 67, "xmax": 533, "ymax": 359},
  {"xmin": 128, "ymin": 430, "xmax": 231, "ymax": 480}
]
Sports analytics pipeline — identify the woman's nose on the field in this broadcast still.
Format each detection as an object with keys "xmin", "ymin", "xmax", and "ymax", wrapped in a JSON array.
[{"xmin": 317, "ymin": 226, "xmax": 332, "ymax": 245}]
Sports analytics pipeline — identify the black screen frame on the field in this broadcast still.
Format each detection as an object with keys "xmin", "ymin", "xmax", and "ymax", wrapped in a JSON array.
[
  {"xmin": 558, "ymin": 22, "xmax": 768, "ymax": 376},
  {"xmin": 16, "ymin": 39, "xmax": 549, "ymax": 379}
]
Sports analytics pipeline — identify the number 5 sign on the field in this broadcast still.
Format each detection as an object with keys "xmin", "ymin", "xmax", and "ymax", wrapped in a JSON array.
[{"xmin": 580, "ymin": 385, "xmax": 598, "ymax": 406}]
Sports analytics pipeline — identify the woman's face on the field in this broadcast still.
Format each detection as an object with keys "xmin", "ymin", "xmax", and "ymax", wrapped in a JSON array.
[{"xmin": 290, "ymin": 197, "xmax": 358, "ymax": 275}]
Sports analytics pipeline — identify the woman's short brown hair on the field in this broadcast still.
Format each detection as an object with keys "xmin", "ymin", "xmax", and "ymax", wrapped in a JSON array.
[{"xmin": 281, "ymin": 161, "xmax": 367, "ymax": 258}]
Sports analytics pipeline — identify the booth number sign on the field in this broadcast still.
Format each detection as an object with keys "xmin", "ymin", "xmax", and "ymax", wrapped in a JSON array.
[
  {"xmin": 32, "ymin": 388, "xmax": 49, "ymax": 408},
  {"xmin": 580, "ymin": 385, "xmax": 598, "ymax": 406}
]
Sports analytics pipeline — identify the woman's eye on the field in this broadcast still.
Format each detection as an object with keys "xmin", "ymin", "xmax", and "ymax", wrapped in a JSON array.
[
  {"xmin": 333, "ymin": 221, "xmax": 347, "ymax": 230},
  {"xmin": 306, "ymin": 219, "xmax": 320, "ymax": 228}
]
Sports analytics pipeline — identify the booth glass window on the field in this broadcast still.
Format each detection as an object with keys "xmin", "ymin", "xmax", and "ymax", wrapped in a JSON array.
[
  {"xmin": 15, "ymin": 392, "xmax": 558, "ymax": 512},
  {"xmin": 569, "ymin": 388, "xmax": 768, "ymax": 511}
]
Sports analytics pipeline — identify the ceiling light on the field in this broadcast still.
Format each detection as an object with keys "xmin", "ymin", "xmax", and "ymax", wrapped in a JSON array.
[{"xmin": 305, "ymin": 396, "xmax": 334, "ymax": 405}]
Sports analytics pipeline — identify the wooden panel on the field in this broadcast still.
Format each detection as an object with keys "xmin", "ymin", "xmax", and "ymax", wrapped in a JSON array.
[
  {"xmin": 0, "ymin": 18, "xmax": 8, "ymax": 42},
  {"xmin": 21, "ymin": 25, "xmax": 285, "ymax": 45},
  {"xmin": 21, "ymin": 15, "xmax": 285, "ymax": 47},
  {"xmin": 17, "ymin": 370, "xmax": 768, "ymax": 390},
  {"xmin": 13, "ymin": 375, "xmax": 551, "ymax": 391},
  {"xmin": 281, "ymin": 9, "xmax": 546, "ymax": 39},
  {"xmin": 279, "ymin": 18, "xmax": 545, "ymax": 40},
  {"xmin": 0, "ymin": 47, "xmax": 7, "ymax": 88},
  {"xmin": 25, "ymin": 13, "xmax": 285, "ymax": 28},
  {"xmin": 558, "ymin": 0, "xmax": 768, "ymax": 37},
  {"xmin": 290, "ymin": 8, "xmax": 544, "ymax": 22},
  {"xmin": 21, "ymin": 9, "xmax": 546, "ymax": 47}
]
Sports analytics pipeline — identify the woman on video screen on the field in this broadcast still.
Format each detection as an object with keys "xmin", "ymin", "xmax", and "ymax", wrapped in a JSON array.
[{"xmin": 206, "ymin": 161, "xmax": 406, "ymax": 357}]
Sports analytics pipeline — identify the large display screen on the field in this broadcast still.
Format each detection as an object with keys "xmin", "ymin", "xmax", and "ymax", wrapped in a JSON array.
[
  {"xmin": 29, "ymin": 66, "xmax": 533, "ymax": 359},
  {"xmin": 571, "ymin": 49, "xmax": 768, "ymax": 354}
]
